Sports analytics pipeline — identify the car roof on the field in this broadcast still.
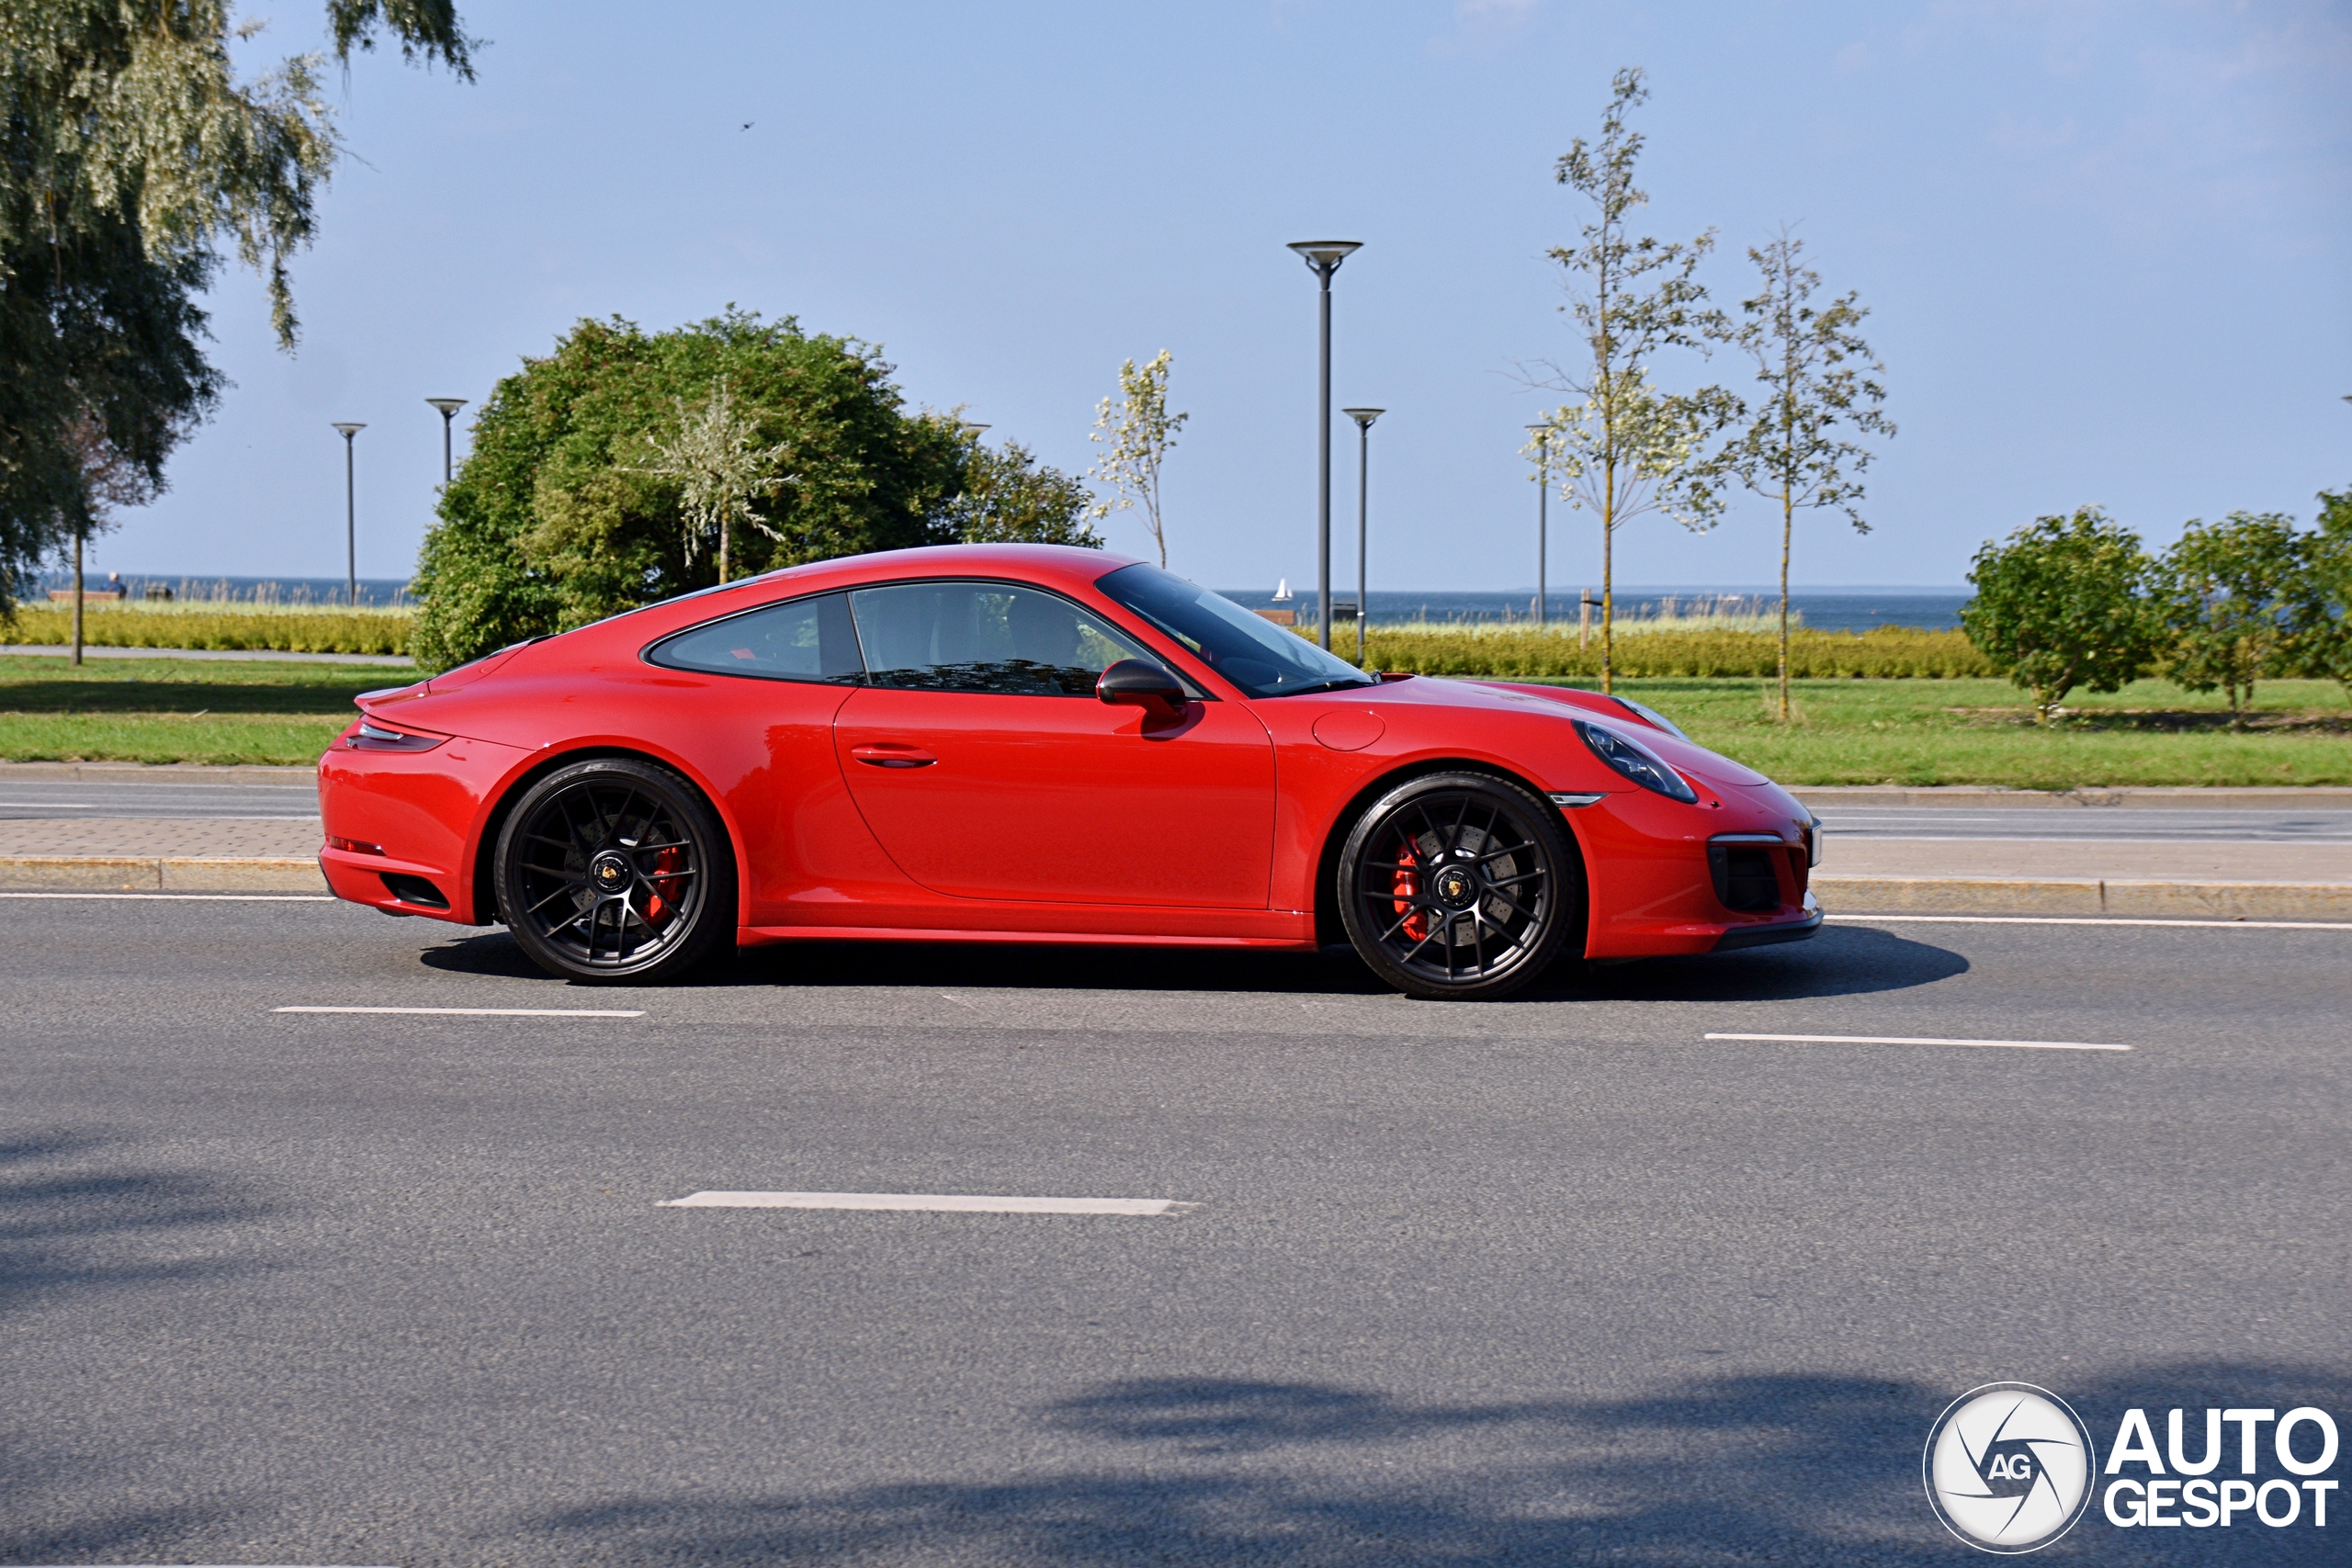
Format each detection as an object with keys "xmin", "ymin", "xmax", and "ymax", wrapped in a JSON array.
[{"xmin": 737, "ymin": 543, "xmax": 1148, "ymax": 598}]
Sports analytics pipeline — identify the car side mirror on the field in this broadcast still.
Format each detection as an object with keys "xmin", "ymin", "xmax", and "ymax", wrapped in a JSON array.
[{"xmin": 1096, "ymin": 658, "xmax": 1188, "ymax": 723}]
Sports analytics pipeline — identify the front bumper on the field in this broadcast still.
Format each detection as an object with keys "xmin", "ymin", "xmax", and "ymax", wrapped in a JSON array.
[{"xmin": 1710, "ymin": 895, "xmax": 1824, "ymax": 952}]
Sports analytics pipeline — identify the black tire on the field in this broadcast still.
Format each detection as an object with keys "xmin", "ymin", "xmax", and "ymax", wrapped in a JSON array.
[
  {"xmin": 494, "ymin": 758, "xmax": 736, "ymax": 985},
  {"xmin": 1336, "ymin": 772, "xmax": 1579, "ymax": 1000}
]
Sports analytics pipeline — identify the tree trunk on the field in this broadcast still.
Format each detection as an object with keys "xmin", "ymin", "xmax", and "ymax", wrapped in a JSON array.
[
  {"xmin": 1600, "ymin": 471, "xmax": 1616, "ymax": 696},
  {"xmin": 72, "ymin": 532, "xmax": 85, "ymax": 667},
  {"xmin": 1778, "ymin": 479, "xmax": 1793, "ymax": 723}
]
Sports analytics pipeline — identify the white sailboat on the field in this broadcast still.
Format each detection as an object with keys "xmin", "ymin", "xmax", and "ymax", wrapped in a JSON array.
[{"xmin": 1272, "ymin": 577, "xmax": 1293, "ymax": 602}]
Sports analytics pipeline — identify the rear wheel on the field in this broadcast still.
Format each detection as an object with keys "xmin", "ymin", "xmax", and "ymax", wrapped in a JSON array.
[
  {"xmin": 1337, "ymin": 772, "xmax": 1577, "ymax": 1000},
  {"xmin": 495, "ymin": 758, "xmax": 735, "ymax": 984}
]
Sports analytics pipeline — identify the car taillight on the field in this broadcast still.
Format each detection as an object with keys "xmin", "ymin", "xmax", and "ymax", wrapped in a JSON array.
[
  {"xmin": 325, "ymin": 835, "xmax": 385, "ymax": 856},
  {"xmin": 347, "ymin": 718, "xmax": 447, "ymax": 752}
]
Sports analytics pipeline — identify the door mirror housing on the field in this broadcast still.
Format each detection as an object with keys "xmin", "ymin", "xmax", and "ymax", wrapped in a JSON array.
[{"xmin": 1096, "ymin": 658, "xmax": 1188, "ymax": 723}]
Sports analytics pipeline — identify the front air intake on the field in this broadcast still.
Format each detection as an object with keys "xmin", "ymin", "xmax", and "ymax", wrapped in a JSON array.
[{"xmin": 1707, "ymin": 844, "xmax": 1781, "ymax": 913}]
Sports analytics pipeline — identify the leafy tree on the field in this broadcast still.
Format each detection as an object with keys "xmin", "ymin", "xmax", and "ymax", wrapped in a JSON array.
[
  {"xmin": 2154, "ymin": 511, "xmax": 2308, "ymax": 723},
  {"xmin": 409, "ymin": 311, "xmax": 967, "ymax": 671},
  {"xmin": 1716, "ymin": 229, "xmax": 1893, "ymax": 722},
  {"xmin": 1087, "ymin": 349, "xmax": 1185, "ymax": 568},
  {"xmin": 0, "ymin": 1, "xmax": 471, "ymax": 615},
  {"xmin": 954, "ymin": 435, "xmax": 1101, "ymax": 547},
  {"xmin": 1961, "ymin": 508, "xmax": 2157, "ymax": 726},
  {"xmin": 2291, "ymin": 486, "xmax": 2351, "ymax": 703},
  {"xmin": 1531, "ymin": 66, "xmax": 1736, "ymax": 694}
]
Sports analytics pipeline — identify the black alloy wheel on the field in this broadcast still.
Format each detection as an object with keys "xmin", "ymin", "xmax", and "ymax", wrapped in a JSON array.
[
  {"xmin": 1337, "ymin": 772, "xmax": 1579, "ymax": 1000},
  {"xmin": 495, "ymin": 758, "xmax": 735, "ymax": 984}
]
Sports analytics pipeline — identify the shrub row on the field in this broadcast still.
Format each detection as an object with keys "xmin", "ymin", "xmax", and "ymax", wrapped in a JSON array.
[
  {"xmin": 1347, "ymin": 626, "xmax": 1995, "ymax": 680},
  {"xmin": 1, "ymin": 606, "xmax": 412, "ymax": 657}
]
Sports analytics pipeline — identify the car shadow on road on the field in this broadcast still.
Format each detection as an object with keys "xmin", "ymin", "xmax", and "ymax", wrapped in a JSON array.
[
  {"xmin": 518, "ymin": 1363, "xmax": 2347, "ymax": 1565},
  {"xmin": 413, "ymin": 919, "xmax": 1966, "ymax": 1003}
]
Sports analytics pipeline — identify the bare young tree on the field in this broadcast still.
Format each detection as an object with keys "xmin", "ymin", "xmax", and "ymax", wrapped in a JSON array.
[
  {"xmin": 631, "ymin": 379, "xmax": 793, "ymax": 584},
  {"xmin": 1087, "ymin": 350, "xmax": 1186, "ymax": 569},
  {"xmin": 58, "ymin": 414, "xmax": 161, "ymax": 665},
  {"xmin": 1529, "ymin": 67, "xmax": 1735, "ymax": 694},
  {"xmin": 1718, "ymin": 227, "xmax": 1893, "ymax": 721}
]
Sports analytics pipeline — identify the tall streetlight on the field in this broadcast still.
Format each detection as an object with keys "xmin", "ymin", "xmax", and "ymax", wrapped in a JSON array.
[
  {"xmin": 1342, "ymin": 408, "xmax": 1384, "ymax": 665},
  {"xmin": 1526, "ymin": 423, "xmax": 1552, "ymax": 627},
  {"xmin": 331, "ymin": 423, "xmax": 366, "ymax": 605},
  {"xmin": 1288, "ymin": 240, "xmax": 1362, "ymax": 649},
  {"xmin": 424, "ymin": 398, "xmax": 466, "ymax": 489}
]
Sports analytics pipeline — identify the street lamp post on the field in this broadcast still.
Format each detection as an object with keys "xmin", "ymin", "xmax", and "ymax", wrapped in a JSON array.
[
  {"xmin": 1288, "ymin": 240, "xmax": 1362, "ymax": 649},
  {"xmin": 424, "ymin": 398, "xmax": 466, "ymax": 489},
  {"xmin": 331, "ymin": 423, "xmax": 366, "ymax": 605},
  {"xmin": 1526, "ymin": 423, "xmax": 1551, "ymax": 627},
  {"xmin": 1343, "ymin": 408, "xmax": 1384, "ymax": 665}
]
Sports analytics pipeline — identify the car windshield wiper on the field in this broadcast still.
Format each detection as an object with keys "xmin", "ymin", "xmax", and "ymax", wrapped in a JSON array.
[{"xmin": 1268, "ymin": 676, "xmax": 1380, "ymax": 697}]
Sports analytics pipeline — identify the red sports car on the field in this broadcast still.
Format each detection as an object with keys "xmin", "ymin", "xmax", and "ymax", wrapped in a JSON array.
[{"xmin": 319, "ymin": 545, "xmax": 1819, "ymax": 999}]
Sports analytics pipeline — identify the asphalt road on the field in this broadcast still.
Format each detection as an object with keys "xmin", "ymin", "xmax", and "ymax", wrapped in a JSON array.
[
  {"xmin": 2, "ymin": 897, "xmax": 2345, "ymax": 1565},
  {"xmin": 0, "ymin": 779, "xmax": 319, "ymax": 821},
  {"xmin": 1817, "ymin": 805, "xmax": 2352, "ymax": 843}
]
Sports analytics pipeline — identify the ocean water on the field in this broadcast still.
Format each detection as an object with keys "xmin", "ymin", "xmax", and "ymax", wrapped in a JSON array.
[
  {"xmin": 29, "ymin": 571, "xmax": 416, "ymax": 608},
  {"xmin": 29, "ymin": 571, "xmax": 1972, "ymax": 634}
]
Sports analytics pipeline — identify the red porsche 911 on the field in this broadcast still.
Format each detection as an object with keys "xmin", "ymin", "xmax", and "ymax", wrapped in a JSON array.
[{"xmin": 319, "ymin": 545, "xmax": 1820, "ymax": 999}]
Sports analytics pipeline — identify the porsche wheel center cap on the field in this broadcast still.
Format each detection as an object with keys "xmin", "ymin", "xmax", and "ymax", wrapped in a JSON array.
[
  {"xmin": 1434, "ymin": 867, "xmax": 1476, "ymax": 908},
  {"xmin": 590, "ymin": 852, "xmax": 632, "ymax": 892}
]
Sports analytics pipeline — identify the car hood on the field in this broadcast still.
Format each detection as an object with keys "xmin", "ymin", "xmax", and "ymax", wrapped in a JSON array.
[{"xmin": 1433, "ymin": 678, "xmax": 1774, "ymax": 789}]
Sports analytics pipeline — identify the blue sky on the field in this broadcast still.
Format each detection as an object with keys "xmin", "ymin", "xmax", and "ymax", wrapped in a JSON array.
[{"xmin": 97, "ymin": 0, "xmax": 2351, "ymax": 592}]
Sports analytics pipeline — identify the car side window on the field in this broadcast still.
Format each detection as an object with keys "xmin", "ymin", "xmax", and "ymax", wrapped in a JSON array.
[
  {"xmin": 846, "ymin": 581, "xmax": 1154, "ymax": 696},
  {"xmin": 647, "ymin": 592, "xmax": 865, "ymax": 682}
]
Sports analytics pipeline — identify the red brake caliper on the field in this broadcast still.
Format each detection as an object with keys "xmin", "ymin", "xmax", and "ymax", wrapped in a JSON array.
[
  {"xmin": 1391, "ymin": 835, "xmax": 1428, "ymax": 942},
  {"xmin": 644, "ymin": 846, "xmax": 686, "ymax": 927}
]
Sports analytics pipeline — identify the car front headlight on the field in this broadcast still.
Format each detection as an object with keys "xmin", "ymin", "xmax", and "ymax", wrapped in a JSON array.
[{"xmin": 1572, "ymin": 719, "xmax": 1698, "ymax": 804}]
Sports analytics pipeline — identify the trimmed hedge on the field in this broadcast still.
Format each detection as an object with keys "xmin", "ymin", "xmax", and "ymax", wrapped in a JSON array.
[
  {"xmin": 1348, "ymin": 626, "xmax": 1994, "ymax": 680},
  {"xmin": 1, "ymin": 606, "xmax": 411, "ymax": 657}
]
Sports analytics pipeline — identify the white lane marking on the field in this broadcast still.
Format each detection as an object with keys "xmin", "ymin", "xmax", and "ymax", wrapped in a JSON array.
[
  {"xmin": 1826, "ymin": 913, "xmax": 2352, "ymax": 931},
  {"xmin": 0, "ymin": 892, "xmax": 333, "ymax": 901},
  {"xmin": 660, "ymin": 1190, "xmax": 1194, "ymax": 1215},
  {"xmin": 1821, "ymin": 833, "xmax": 2352, "ymax": 845},
  {"xmin": 0, "ymin": 800, "xmax": 94, "ymax": 807},
  {"xmin": 275, "ymin": 1005, "xmax": 644, "ymax": 1018},
  {"xmin": 1706, "ymin": 1032, "xmax": 2132, "ymax": 1053}
]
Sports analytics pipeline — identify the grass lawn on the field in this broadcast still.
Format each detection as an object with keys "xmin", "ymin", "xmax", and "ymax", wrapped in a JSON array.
[
  {"xmin": 3, "ymin": 654, "xmax": 2346, "ymax": 786},
  {"xmin": 0, "ymin": 655, "xmax": 414, "ymax": 765}
]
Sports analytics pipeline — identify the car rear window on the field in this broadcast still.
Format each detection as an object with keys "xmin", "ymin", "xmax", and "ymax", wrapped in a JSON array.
[{"xmin": 646, "ymin": 592, "xmax": 864, "ymax": 682}]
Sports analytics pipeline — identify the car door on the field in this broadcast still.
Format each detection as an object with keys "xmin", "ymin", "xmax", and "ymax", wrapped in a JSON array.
[{"xmin": 831, "ymin": 579, "xmax": 1276, "ymax": 908}]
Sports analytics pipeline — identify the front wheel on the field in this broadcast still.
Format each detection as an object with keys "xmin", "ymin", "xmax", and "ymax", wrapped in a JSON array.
[
  {"xmin": 495, "ymin": 758, "xmax": 736, "ymax": 985},
  {"xmin": 1337, "ymin": 772, "xmax": 1579, "ymax": 1000}
]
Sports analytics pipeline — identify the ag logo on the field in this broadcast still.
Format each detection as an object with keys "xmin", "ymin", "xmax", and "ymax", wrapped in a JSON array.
[{"xmin": 1924, "ymin": 1382, "xmax": 2098, "ymax": 1553}]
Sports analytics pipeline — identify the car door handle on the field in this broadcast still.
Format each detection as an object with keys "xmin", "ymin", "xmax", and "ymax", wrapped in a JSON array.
[{"xmin": 850, "ymin": 743, "xmax": 936, "ymax": 769}]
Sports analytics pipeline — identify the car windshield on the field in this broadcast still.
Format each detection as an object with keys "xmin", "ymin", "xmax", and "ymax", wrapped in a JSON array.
[{"xmin": 1096, "ymin": 564, "xmax": 1378, "ymax": 698}]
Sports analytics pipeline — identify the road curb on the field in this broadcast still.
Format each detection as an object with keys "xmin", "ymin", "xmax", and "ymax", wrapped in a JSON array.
[
  {"xmin": 1792, "ymin": 785, "xmax": 2352, "ymax": 810},
  {"xmin": 0, "ymin": 854, "xmax": 327, "ymax": 892},
  {"xmin": 1813, "ymin": 874, "xmax": 2352, "ymax": 919}
]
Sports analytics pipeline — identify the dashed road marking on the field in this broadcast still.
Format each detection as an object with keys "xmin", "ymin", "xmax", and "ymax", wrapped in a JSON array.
[
  {"xmin": 660, "ymin": 1190, "xmax": 1195, "ymax": 1215},
  {"xmin": 0, "ymin": 892, "xmax": 334, "ymax": 901},
  {"xmin": 1706, "ymin": 1032, "xmax": 2132, "ymax": 1053},
  {"xmin": 275, "ymin": 1005, "xmax": 644, "ymax": 1018}
]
